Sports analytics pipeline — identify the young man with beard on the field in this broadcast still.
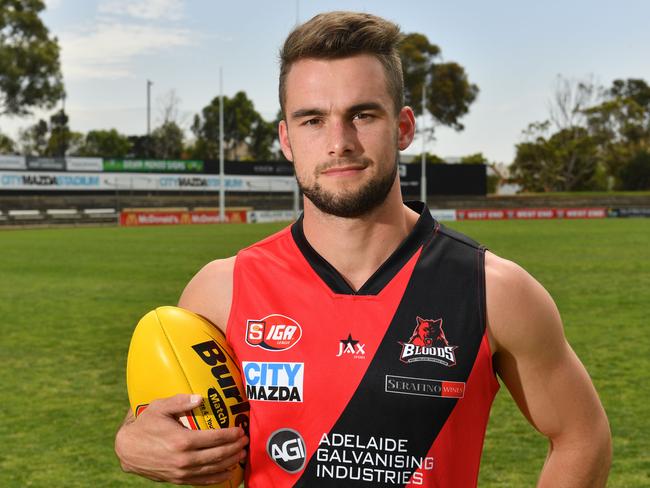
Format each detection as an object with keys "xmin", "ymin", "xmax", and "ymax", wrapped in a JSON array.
[{"xmin": 115, "ymin": 11, "xmax": 611, "ymax": 487}]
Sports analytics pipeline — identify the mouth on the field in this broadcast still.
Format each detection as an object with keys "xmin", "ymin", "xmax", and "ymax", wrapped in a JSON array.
[{"xmin": 319, "ymin": 160, "xmax": 370, "ymax": 177}]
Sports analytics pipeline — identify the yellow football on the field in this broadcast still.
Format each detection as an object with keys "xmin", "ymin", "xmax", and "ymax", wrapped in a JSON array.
[{"xmin": 126, "ymin": 306, "xmax": 249, "ymax": 488}]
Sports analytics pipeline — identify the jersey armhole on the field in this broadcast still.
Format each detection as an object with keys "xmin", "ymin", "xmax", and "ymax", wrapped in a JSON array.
[
  {"xmin": 225, "ymin": 253, "xmax": 242, "ymax": 346},
  {"xmin": 478, "ymin": 246, "xmax": 499, "ymax": 384},
  {"xmin": 478, "ymin": 246, "xmax": 498, "ymax": 382}
]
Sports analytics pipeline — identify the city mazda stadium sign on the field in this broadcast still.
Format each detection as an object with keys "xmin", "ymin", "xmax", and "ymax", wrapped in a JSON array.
[{"xmin": 0, "ymin": 171, "xmax": 296, "ymax": 192}]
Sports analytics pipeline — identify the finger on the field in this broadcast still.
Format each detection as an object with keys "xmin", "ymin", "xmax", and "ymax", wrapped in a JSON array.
[
  {"xmin": 147, "ymin": 393, "xmax": 204, "ymax": 416},
  {"xmin": 178, "ymin": 448, "xmax": 247, "ymax": 479},
  {"xmin": 182, "ymin": 427, "xmax": 247, "ymax": 450},
  {"xmin": 190, "ymin": 437, "xmax": 249, "ymax": 470}
]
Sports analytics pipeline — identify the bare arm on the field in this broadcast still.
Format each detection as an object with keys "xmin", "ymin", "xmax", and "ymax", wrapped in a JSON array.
[
  {"xmin": 115, "ymin": 258, "xmax": 244, "ymax": 485},
  {"xmin": 115, "ymin": 395, "xmax": 247, "ymax": 485},
  {"xmin": 486, "ymin": 252, "xmax": 611, "ymax": 487}
]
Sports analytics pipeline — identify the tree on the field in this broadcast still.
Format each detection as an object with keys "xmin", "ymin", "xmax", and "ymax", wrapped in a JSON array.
[
  {"xmin": 547, "ymin": 75, "xmax": 600, "ymax": 129},
  {"xmin": 150, "ymin": 121, "xmax": 184, "ymax": 159},
  {"xmin": 156, "ymin": 89, "xmax": 183, "ymax": 128},
  {"xmin": 44, "ymin": 108, "xmax": 80, "ymax": 157},
  {"xmin": 17, "ymin": 118, "xmax": 48, "ymax": 155},
  {"xmin": 191, "ymin": 91, "xmax": 265, "ymax": 160},
  {"xmin": 459, "ymin": 153, "xmax": 489, "ymax": 165},
  {"xmin": 76, "ymin": 129, "xmax": 131, "ymax": 158},
  {"xmin": 619, "ymin": 150, "xmax": 650, "ymax": 191},
  {"xmin": 0, "ymin": 0, "xmax": 64, "ymax": 115},
  {"xmin": 248, "ymin": 115, "xmax": 277, "ymax": 160},
  {"xmin": 410, "ymin": 152, "xmax": 446, "ymax": 164},
  {"xmin": 0, "ymin": 131, "xmax": 15, "ymax": 153},
  {"xmin": 150, "ymin": 89, "xmax": 190, "ymax": 158},
  {"xmin": 399, "ymin": 33, "xmax": 478, "ymax": 135},
  {"xmin": 512, "ymin": 77, "xmax": 606, "ymax": 192},
  {"xmin": 16, "ymin": 110, "xmax": 84, "ymax": 156},
  {"xmin": 127, "ymin": 135, "xmax": 150, "ymax": 159},
  {"xmin": 585, "ymin": 78, "xmax": 650, "ymax": 187},
  {"xmin": 513, "ymin": 76, "xmax": 650, "ymax": 191},
  {"xmin": 512, "ymin": 126, "xmax": 601, "ymax": 192},
  {"xmin": 609, "ymin": 78, "xmax": 650, "ymax": 109}
]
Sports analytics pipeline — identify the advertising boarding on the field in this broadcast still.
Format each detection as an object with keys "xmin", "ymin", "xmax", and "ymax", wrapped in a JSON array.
[{"xmin": 0, "ymin": 171, "xmax": 297, "ymax": 192}]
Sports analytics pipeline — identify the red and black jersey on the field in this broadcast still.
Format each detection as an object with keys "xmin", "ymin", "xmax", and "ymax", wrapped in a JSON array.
[{"xmin": 226, "ymin": 202, "xmax": 499, "ymax": 487}]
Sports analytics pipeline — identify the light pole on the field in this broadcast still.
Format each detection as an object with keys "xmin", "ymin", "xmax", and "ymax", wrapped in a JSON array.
[
  {"xmin": 420, "ymin": 83, "xmax": 427, "ymax": 204},
  {"xmin": 219, "ymin": 67, "xmax": 225, "ymax": 223},
  {"xmin": 147, "ymin": 80, "xmax": 153, "ymax": 158},
  {"xmin": 146, "ymin": 80, "xmax": 153, "ymax": 136},
  {"xmin": 61, "ymin": 92, "xmax": 67, "ymax": 158}
]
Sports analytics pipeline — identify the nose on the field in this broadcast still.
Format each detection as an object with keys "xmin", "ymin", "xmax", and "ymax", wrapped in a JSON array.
[{"xmin": 327, "ymin": 120, "xmax": 358, "ymax": 158}]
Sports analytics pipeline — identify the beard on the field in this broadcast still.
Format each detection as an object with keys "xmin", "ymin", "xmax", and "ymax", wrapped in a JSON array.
[{"xmin": 296, "ymin": 156, "xmax": 398, "ymax": 219}]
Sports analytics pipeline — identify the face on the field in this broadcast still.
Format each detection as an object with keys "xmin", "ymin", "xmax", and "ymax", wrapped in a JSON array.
[{"xmin": 279, "ymin": 54, "xmax": 415, "ymax": 218}]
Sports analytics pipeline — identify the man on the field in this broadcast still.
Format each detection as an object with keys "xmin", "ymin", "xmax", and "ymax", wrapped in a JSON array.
[{"xmin": 115, "ymin": 11, "xmax": 611, "ymax": 487}]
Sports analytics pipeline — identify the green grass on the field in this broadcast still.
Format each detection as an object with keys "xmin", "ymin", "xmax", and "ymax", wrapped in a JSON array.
[
  {"xmin": 0, "ymin": 219, "xmax": 648, "ymax": 487},
  {"xmin": 450, "ymin": 219, "xmax": 650, "ymax": 487}
]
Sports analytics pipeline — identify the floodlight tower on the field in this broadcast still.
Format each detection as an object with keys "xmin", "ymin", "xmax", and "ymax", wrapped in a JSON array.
[
  {"xmin": 420, "ymin": 83, "xmax": 427, "ymax": 204},
  {"xmin": 147, "ymin": 80, "xmax": 153, "ymax": 137},
  {"xmin": 219, "ymin": 67, "xmax": 225, "ymax": 223}
]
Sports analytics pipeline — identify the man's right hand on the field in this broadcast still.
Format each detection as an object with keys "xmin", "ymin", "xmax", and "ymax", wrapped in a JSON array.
[{"xmin": 114, "ymin": 394, "xmax": 249, "ymax": 486}]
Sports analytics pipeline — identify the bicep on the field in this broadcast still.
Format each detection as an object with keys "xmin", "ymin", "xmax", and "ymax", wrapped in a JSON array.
[{"xmin": 496, "ymin": 334, "xmax": 602, "ymax": 442}]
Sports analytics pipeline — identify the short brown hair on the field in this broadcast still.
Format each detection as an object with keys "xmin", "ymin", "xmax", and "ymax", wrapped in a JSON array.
[{"xmin": 279, "ymin": 11, "xmax": 404, "ymax": 116}]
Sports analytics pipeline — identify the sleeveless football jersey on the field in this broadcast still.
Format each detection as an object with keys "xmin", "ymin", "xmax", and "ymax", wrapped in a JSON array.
[{"xmin": 226, "ymin": 202, "xmax": 499, "ymax": 487}]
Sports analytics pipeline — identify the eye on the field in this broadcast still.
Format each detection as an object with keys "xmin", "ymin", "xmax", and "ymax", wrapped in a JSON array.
[
  {"xmin": 302, "ymin": 118, "xmax": 322, "ymax": 127},
  {"xmin": 353, "ymin": 112, "xmax": 375, "ymax": 123}
]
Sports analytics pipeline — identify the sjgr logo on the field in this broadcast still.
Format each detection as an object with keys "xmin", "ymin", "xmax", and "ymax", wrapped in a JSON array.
[
  {"xmin": 267, "ymin": 428, "xmax": 306, "ymax": 473},
  {"xmin": 246, "ymin": 314, "xmax": 302, "ymax": 351}
]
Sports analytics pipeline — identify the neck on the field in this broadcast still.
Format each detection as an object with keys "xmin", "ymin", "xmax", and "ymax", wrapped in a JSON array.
[{"xmin": 301, "ymin": 181, "xmax": 420, "ymax": 291}]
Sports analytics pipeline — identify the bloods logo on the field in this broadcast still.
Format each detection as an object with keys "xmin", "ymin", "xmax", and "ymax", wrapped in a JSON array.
[
  {"xmin": 399, "ymin": 317, "xmax": 458, "ymax": 366},
  {"xmin": 246, "ymin": 314, "xmax": 302, "ymax": 351},
  {"xmin": 243, "ymin": 361, "xmax": 304, "ymax": 402}
]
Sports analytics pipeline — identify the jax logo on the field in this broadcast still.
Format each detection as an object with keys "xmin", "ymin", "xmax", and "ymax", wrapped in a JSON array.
[
  {"xmin": 246, "ymin": 314, "xmax": 302, "ymax": 351},
  {"xmin": 336, "ymin": 333, "xmax": 366, "ymax": 359},
  {"xmin": 399, "ymin": 317, "xmax": 458, "ymax": 366},
  {"xmin": 243, "ymin": 361, "xmax": 304, "ymax": 402}
]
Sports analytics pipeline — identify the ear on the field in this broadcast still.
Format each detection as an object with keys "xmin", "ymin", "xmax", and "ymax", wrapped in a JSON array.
[
  {"xmin": 416, "ymin": 316, "xmax": 424, "ymax": 324},
  {"xmin": 279, "ymin": 119, "xmax": 294, "ymax": 162},
  {"xmin": 397, "ymin": 106, "xmax": 416, "ymax": 151}
]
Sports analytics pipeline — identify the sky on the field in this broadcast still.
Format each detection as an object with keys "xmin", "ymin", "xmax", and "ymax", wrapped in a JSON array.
[{"xmin": 1, "ymin": 0, "xmax": 649, "ymax": 164}]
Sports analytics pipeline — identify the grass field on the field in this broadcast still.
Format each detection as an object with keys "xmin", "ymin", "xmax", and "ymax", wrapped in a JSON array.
[{"xmin": 0, "ymin": 218, "xmax": 648, "ymax": 487}]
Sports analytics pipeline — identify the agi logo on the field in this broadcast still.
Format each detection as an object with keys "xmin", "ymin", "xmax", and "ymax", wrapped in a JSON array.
[
  {"xmin": 267, "ymin": 428, "xmax": 306, "ymax": 473},
  {"xmin": 399, "ymin": 317, "xmax": 458, "ymax": 367},
  {"xmin": 246, "ymin": 314, "xmax": 302, "ymax": 351}
]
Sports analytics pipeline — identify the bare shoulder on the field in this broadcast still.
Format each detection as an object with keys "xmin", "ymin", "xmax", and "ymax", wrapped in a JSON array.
[
  {"xmin": 178, "ymin": 256, "xmax": 236, "ymax": 333},
  {"xmin": 484, "ymin": 250, "xmax": 564, "ymax": 356}
]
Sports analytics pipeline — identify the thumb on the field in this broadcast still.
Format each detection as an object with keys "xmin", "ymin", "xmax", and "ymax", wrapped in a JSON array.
[{"xmin": 149, "ymin": 393, "xmax": 203, "ymax": 416}]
